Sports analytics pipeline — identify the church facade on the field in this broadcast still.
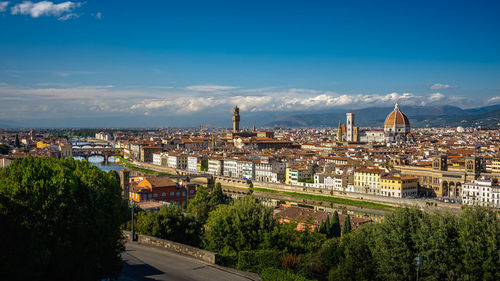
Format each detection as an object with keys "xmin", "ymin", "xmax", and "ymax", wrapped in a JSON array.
[{"xmin": 338, "ymin": 103, "xmax": 413, "ymax": 143}]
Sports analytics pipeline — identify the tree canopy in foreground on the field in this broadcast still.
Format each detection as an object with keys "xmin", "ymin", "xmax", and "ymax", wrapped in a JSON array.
[{"xmin": 0, "ymin": 157, "xmax": 127, "ymax": 281}]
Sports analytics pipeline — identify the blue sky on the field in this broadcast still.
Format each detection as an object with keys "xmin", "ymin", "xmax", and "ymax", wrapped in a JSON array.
[{"xmin": 0, "ymin": 0, "xmax": 500, "ymax": 126}]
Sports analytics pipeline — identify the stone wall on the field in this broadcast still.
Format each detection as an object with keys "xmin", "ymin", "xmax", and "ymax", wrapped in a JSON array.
[
  {"xmin": 123, "ymin": 231, "xmax": 217, "ymax": 264},
  {"xmin": 252, "ymin": 180, "xmax": 459, "ymax": 210}
]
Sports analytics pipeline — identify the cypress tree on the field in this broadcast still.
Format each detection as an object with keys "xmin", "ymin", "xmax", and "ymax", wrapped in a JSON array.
[
  {"xmin": 331, "ymin": 211, "xmax": 341, "ymax": 237},
  {"xmin": 15, "ymin": 134, "xmax": 21, "ymax": 148},
  {"xmin": 342, "ymin": 214, "xmax": 352, "ymax": 236},
  {"xmin": 319, "ymin": 219, "xmax": 326, "ymax": 234},
  {"xmin": 325, "ymin": 215, "xmax": 331, "ymax": 237}
]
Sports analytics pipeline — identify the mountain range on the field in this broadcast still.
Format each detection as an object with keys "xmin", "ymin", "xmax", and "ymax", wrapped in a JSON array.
[
  {"xmin": 1, "ymin": 104, "xmax": 499, "ymax": 129},
  {"xmin": 266, "ymin": 104, "xmax": 500, "ymax": 128}
]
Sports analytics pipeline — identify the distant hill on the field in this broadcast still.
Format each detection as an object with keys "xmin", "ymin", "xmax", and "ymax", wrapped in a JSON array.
[{"xmin": 267, "ymin": 104, "xmax": 500, "ymax": 128}]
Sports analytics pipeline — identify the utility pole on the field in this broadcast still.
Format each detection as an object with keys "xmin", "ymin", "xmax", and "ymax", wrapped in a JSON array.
[
  {"xmin": 415, "ymin": 256, "xmax": 423, "ymax": 281},
  {"xmin": 130, "ymin": 200, "xmax": 135, "ymax": 241}
]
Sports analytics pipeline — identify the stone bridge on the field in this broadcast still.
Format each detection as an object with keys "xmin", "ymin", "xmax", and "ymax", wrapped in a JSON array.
[
  {"xmin": 72, "ymin": 147, "xmax": 123, "ymax": 164},
  {"xmin": 167, "ymin": 173, "xmax": 215, "ymax": 184}
]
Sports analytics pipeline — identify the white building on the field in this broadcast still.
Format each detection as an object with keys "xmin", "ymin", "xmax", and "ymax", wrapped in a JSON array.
[
  {"xmin": 153, "ymin": 152, "xmax": 168, "ymax": 166},
  {"xmin": 95, "ymin": 132, "xmax": 112, "ymax": 141},
  {"xmin": 208, "ymin": 158, "xmax": 224, "ymax": 176},
  {"xmin": 167, "ymin": 153, "xmax": 187, "ymax": 169},
  {"xmin": 255, "ymin": 161, "xmax": 286, "ymax": 183},
  {"xmin": 187, "ymin": 155, "xmax": 202, "ymax": 172},
  {"xmin": 237, "ymin": 159, "xmax": 255, "ymax": 180},
  {"xmin": 314, "ymin": 173, "xmax": 348, "ymax": 191},
  {"xmin": 223, "ymin": 158, "xmax": 238, "ymax": 178},
  {"xmin": 462, "ymin": 178, "xmax": 500, "ymax": 208}
]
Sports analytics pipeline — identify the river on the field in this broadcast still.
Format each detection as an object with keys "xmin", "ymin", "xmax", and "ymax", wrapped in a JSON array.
[{"xmin": 73, "ymin": 155, "xmax": 125, "ymax": 174}]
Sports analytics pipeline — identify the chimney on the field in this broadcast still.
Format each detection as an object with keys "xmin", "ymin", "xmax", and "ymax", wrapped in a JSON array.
[{"xmin": 120, "ymin": 169, "xmax": 130, "ymax": 201}]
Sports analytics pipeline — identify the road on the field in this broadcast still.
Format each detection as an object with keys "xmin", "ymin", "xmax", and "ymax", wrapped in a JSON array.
[{"xmin": 120, "ymin": 243, "xmax": 258, "ymax": 281}]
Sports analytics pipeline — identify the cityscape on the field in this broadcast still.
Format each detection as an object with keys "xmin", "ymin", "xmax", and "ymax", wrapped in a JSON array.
[{"xmin": 1, "ymin": 1, "xmax": 500, "ymax": 281}]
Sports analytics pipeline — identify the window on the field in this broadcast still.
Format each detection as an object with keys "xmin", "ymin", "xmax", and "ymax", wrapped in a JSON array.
[
  {"xmin": 162, "ymin": 192, "xmax": 166, "ymax": 197},
  {"xmin": 154, "ymin": 193, "xmax": 158, "ymax": 198},
  {"xmin": 170, "ymin": 192, "xmax": 174, "ymax": 196}
]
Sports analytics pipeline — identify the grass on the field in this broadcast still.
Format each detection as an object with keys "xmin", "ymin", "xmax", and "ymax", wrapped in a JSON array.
[
  {"xmin": 115, "ymin": 156, "xmax": 171, "ymax": 176},
  {"xmin": 250, "ymin": 187, "xmax": 396, "ymax": 210}
]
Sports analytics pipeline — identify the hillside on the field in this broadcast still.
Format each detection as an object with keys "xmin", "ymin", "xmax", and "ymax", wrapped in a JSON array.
[{"xmin": 267, "ymin": 104, "xmax": 500, "ymax": 128}]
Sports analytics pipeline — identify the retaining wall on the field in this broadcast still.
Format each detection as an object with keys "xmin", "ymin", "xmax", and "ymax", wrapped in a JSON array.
[{"xmin": 123, "ymin": 231, "xmax": 217, "ymax": 264}]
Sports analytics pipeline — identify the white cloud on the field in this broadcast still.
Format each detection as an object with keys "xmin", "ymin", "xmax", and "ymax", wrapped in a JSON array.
[
  {"xmin": 487, "ymin": 96, "xmax": 500, "ymax": 104},
  {"xmin": 93, "ymin": 11, "xmax": 101, "ymax": 19},
  {"xmin": 185, "ymin": 85, "xmax": 240, "ymax": 92},
  {"xmin": 428, "ymin": 92, "xmax": 445, "ymax": 102},
  {"xmin": 128, "ymin": 90, "xmax": 474, "ymax": 114},
  {"xmin": 0, "ymin": 2, "xmax": 9, "ymax": 12},
  {"xmin": 0, "ymin": 84, "xmax": 491, "ymax": 120},
  {"xmin": 430, "ymin": 83, "xmax": 458, "ymax": 90},
  {"xmin": 58, "ymin": 12, "xmax": 77, "ymax": 20},
  {"xmin": 11, "ymin": 1, "xmax": 81, "ymax": 19}
]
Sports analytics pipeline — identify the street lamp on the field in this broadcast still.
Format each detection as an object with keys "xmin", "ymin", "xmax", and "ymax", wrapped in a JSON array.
[
  {"xmin": 414, "ymin": 256, "xmax": 423, "ymax": 281},
  {"xmin": 130, "ymin": 199, "xmax": 135, "ymax": 241}
]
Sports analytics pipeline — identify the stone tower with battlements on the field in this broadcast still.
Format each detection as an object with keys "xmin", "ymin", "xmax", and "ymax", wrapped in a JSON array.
[{"xmin": 232, "ymin": 105, "xmax": 240, "ymax": 133}]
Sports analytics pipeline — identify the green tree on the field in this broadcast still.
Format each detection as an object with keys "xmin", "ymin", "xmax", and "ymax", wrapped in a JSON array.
[
  {"xmin": 371, "ymin": 208, "xmax": 423, "ymax": 281},
  {"xmin": 135, "ymin": 205, "xmax": 202, "ymax": 246},
  {"xmin": 210, "ymin": 182, "xmax": 228, "ymax": 206},
  {"xmin": 0, "ymin": 143, "xmax": 9, "ymax": 154},
  {"xmin": 15, "ymin": 134, "xmax": 21, "ymax": 148},
  {"xmin": 203, "ymin": 196, "xmax": 276, "ymax": 254},
  {"xmin": 456, "ymin": 207, "xmax": 500, "ymax": 280},
  {"xmin": 331, "ymin": 211, "xmax": 341, "ymax": 238},
  {"xmin": 187, "ymin": 185, "xmax": 212, "ymax": 222},
  {"xmin": 415, "ymin": 211, "xmax": 460, "ymax": 281},
  {"xmin": 200, "ymin": 159, "xmax": 208, "ymax": 171},
  {"xmin": 342, "ymin": 215, "xmax": 352, "ymax": 236},
  {"xmin": 329, "ymin": 226, "xmax": 376, "ymax": 281},
  {"xmin": 324, "ymin": 216, "xmax": 331, "ymax": 237},
  {"xmin": 0, "ymin": 157, "xmax": 127, "ymax": 281},
  {"xmin": 260, "ymin": 267, "xmax": 314, "ymax": 281},
  {"xmin": 187, "ymin": 183, "xmax": 230, "ymax": 224}
]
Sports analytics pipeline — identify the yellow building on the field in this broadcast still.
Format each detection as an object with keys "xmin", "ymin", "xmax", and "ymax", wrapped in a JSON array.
[
  {"xmin": 354, "ymin": 168, "xmax": 383, "ymax": 195},
  {"xmin": 380, "ymin": 174, "xmax": 418, "ymax": 198},
  {"xmin": 36, "ymin": 141, "xmax": 50, "ymax": 149},
  {"xmin": 492, "ymin": 158, "xmax": 500, "ymax": 174},
  {"xmin": 285, "ymin": 166, "xmax": 312, "ymax": 185}
]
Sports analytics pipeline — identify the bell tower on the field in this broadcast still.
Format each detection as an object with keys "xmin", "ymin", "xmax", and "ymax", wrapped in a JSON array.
[{"xmin": 232, "ymin": 105, "xmax": 240, "ymax": 133}]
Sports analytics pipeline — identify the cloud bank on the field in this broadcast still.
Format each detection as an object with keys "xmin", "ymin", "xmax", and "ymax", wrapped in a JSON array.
[
  {"xmin": 0, "ymin": 84, "xmax": 497, "ymax": 121},
  {"xmin": 0, "ymin": 2, "xmax": 9, "ymax": 12},
  {"xmin": 430, "ymin": 83, "xmax": 458, "ymax": 90},
  {"xmin": 11, "ymin": 1, "xmax": 81, "ymax": 20}
]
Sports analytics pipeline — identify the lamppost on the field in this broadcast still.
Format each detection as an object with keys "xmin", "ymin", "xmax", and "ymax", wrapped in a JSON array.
[
  {"xmin": 130, "ymin": 199, "xmax": 135, "ymax": 241},
  {"xmin": 414, "ymin": 256, "xmax": 423, "ymax": 281}
]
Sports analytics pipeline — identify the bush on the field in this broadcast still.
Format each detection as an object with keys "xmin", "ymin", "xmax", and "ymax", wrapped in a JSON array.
[
  {"xmin": 237, "ymin": 249, "xmax": 282, "ymax": 273},
  {"xmin": 260, "ymin": 267, "xmax": 314, "ymax": 281}
]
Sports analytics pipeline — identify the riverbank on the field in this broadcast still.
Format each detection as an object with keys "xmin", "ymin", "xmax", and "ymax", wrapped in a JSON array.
[
  {"xmin": 115, "ymin": 156, "xmax": 171, "ymax": 176},
  {"xmin": 250, "ymin": 187, "xmax": 396, "ymax": 210}
]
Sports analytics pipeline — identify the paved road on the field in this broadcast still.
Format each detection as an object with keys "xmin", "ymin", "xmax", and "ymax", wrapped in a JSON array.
[{"xmin": 120, "ymin": 243, "xmax": 256, "ymax": 281}]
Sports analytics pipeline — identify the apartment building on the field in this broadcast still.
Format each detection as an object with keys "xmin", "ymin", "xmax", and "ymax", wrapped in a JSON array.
[
  {"xmin": 380, "ymin": 174, "xmax": 418, "ymax": 198},
  {"xmin": 354, "ymin": 168, "xmax": 384, "ymax": 195},
  {"xmin": 208, "ymin": 158, "xmax": 224, "ymax": 176},
  {"xmin": 462, "ymin": 177, "xmax": 500, "ymax": 208}
]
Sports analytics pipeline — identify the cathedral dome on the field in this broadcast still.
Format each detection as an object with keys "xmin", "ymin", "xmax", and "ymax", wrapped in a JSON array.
[{"xmin": 384, "ymin": 103, "xmax": 410, "ymax": 127}]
